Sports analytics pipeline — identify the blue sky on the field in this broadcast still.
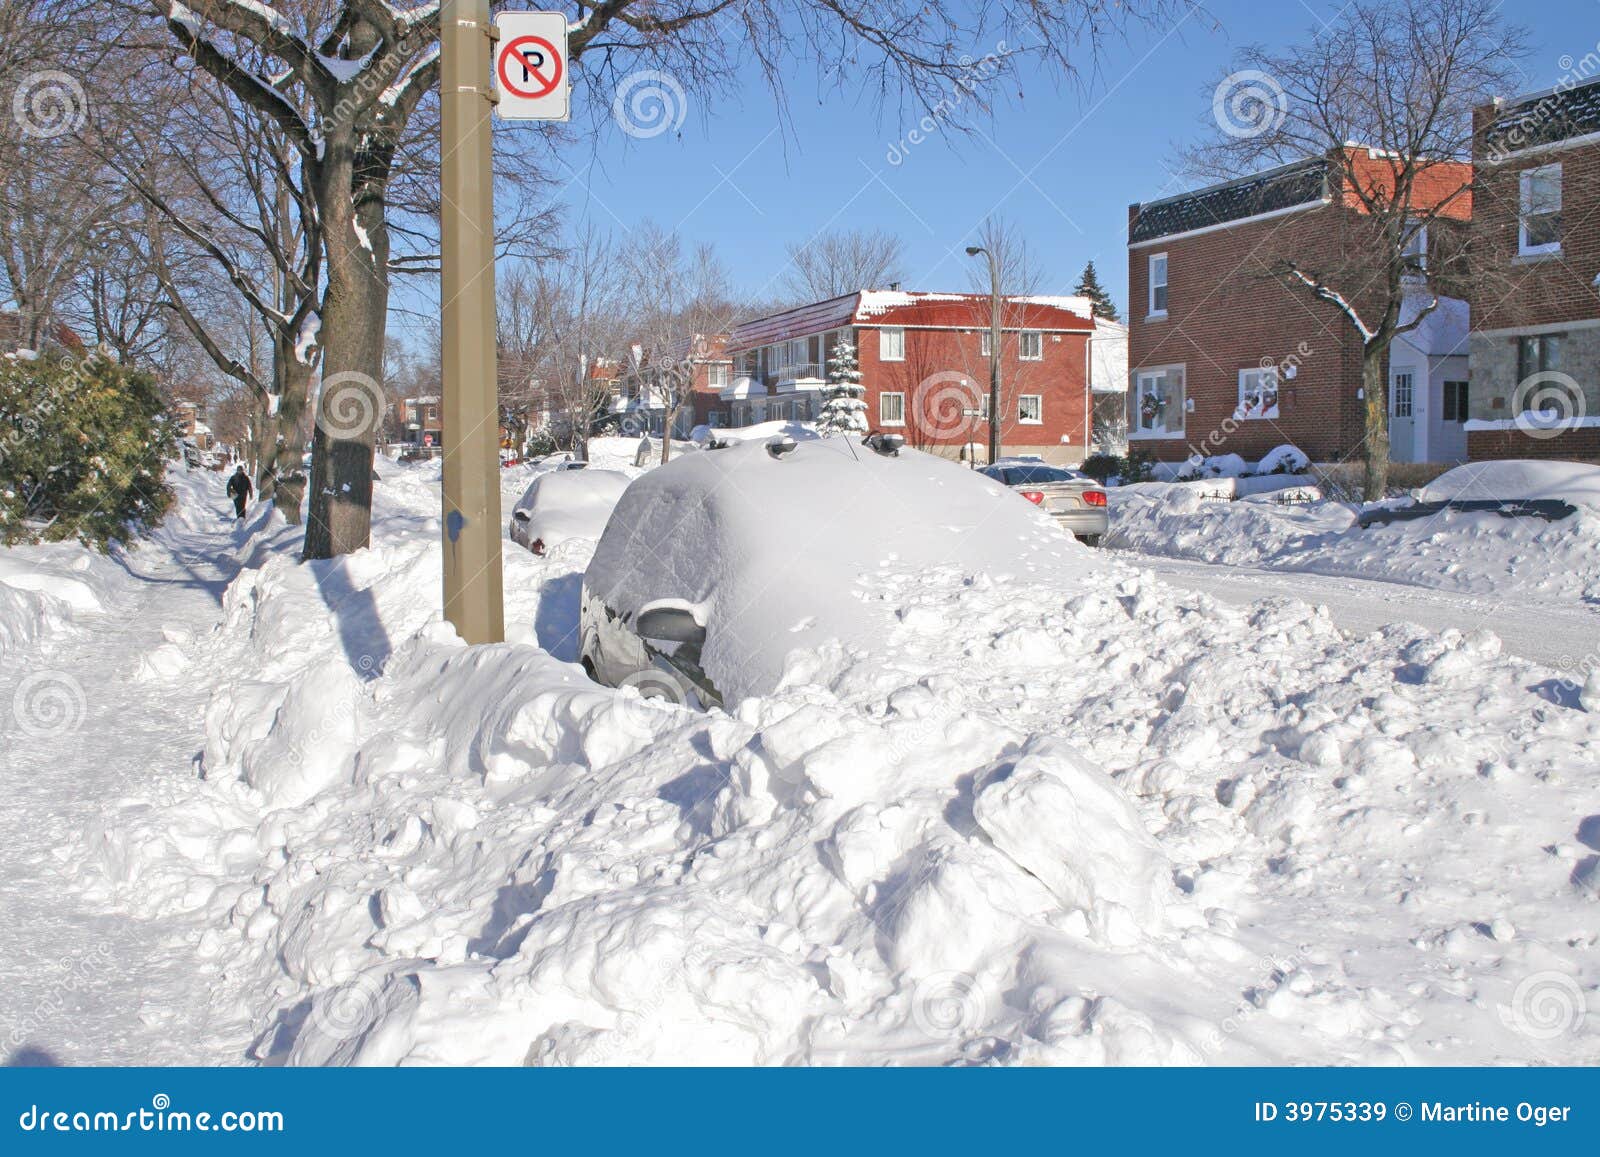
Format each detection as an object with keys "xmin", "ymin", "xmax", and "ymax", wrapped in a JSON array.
[{"xmin": 542, "ymin": 0, "xmax": 1596, "ymax": 318}]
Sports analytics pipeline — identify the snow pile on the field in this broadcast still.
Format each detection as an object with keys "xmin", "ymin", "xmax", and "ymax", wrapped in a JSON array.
[
  {"xmin": 1110, "ymin": 461, "xmax": 1600, "ymax": 605},
  {"xmin": 64, "ymin": 462, "xmax": 1600, "ymax": 1067}
]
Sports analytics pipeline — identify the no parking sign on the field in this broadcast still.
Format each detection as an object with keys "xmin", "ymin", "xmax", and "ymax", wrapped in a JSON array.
[{"xmin": 493, "ymin": 11, "xmax": 569, "ymax": 121}]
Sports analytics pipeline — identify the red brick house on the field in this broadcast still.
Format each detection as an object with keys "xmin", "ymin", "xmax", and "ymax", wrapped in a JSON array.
[
  {"xmin": 616, "ymin": 334, "xmax": 734, "ymax": 438},
  {"xmin": 1466, "ymin": 77, "xmax": 1600, "ymax": 461},
  {"xmin": 724, "ymin": 291, "xmax": 1099, "ymax": 463},
  {"xmin": 1127, "ymin": 148, "xmax": 1472, "ymax": 466}
]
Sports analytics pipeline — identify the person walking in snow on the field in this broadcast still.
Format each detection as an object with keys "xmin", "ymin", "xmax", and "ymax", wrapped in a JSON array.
[{"xmin": 226, "ymin": 464, "xmax": 253, "ymax": 521}]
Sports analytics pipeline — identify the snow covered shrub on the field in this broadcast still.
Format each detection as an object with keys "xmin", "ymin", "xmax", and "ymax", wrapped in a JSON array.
[{"xmin": 0, "ymin": 350, "xmax": 176, "ymax": 548}]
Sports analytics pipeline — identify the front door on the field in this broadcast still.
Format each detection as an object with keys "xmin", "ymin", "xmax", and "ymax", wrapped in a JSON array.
[{"xmin": 1389, "ymin": 371, "xmax": 1417, "ymax": 463}]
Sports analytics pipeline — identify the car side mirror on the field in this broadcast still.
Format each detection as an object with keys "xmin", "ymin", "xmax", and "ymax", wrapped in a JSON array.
[
  {"xmin": 636, "ymin": 606, "xmax": 706, "ymax": 645},
  {"xmin": 512, "ymin": 510, "xmax": 530, "ymax": 521}
]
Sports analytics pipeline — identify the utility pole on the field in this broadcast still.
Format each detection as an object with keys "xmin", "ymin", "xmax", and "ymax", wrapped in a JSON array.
[
  {"xmin": 967, "ymin": 245, "xmax": 1002, "ymax": 464},
  {"xmin": 440, "ymin": 0, "xmax": 505, "ymax": 644}
]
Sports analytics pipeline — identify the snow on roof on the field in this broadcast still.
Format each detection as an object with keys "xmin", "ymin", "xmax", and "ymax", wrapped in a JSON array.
[
  {"xmin": 1397, "ymin": 294, "xmax": 1469, "ymax": 357},
  {"xmin": 728, "ymin": 291, "xmax": 1094, "ymax": 352}
]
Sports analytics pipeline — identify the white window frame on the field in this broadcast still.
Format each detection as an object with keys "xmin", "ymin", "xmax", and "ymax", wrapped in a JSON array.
[
  {"xmin": 879, "ymin": 326, "xmax": 906, "ymax": 362},
  {"xmin": 1235, "ymin": 366, "xmax": 1280, "ymax": 421},
  {"xmin": 1018, "ymin": 394, "xmax": 1043, "ymax": 424},
  {"xmin": 979, "ymin": 329, "xmax": 992, "ymax": 357},
  {"xmin": 1391, "ymin": 371, "xmax": 1414, "ymax": 419},
  {"xmin": 1130, "ymin": 364, "xmax": 1185, "ymax": 438},
  {"xmin": 1148, "ymin": 252, "xmax": 1169, "ymax": 318},
  {"xmin": 706, "ymin": 363, "xmax": 729, "ymax": 389},
  {"xmin": 1519, "ymin": 164, "xmax": 1562, "ymax": 257},
  {"xmin": 1019, "ymin": 331, "xmax": 1043, "ymax": 361},
  {"xmin": 879, "ymin": 391, "xmax": 906, "ymax": 426}
]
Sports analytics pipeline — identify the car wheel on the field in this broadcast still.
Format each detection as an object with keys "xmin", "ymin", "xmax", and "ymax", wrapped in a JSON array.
[{"xmin": 1078, "ymin": 533, "xmax": 1102, "ymax": 547}]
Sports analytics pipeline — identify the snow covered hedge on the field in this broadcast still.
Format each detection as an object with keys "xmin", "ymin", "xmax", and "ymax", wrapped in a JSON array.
[{"xmin": 0, "ymin": 351, "xmax": 176, "ymax": 548}]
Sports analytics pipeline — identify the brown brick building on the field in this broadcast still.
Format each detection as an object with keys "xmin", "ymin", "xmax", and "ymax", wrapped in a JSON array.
[
  {"xmin": 1466, "ymin": 77, "xmax": 1600, "ymax": 461},
  {"xmin": 1127, "ymin": 149, "xmax": 1472, "ymax": 466}
]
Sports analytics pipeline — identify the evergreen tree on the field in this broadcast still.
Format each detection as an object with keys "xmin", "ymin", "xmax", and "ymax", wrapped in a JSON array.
[
  {"xmin": 818, "ymin": 339, "xmax": 868, "ymax": 436},
  {"xmin": 0, "ymin": 350, "xmax": 176, "ymax": 548},
  {"xmin": 1074, "ymin": 261, "xmax": 1120, "ymax": 321}
]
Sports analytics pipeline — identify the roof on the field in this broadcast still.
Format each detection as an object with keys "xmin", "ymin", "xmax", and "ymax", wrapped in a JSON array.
[
  {"xmin": 0, "ymin": 310, "xmax": 87, "ymax": 356},
  {"xmin": 728, "ymin": 291, "xmax": 1094, "ymax": 352},
  {"xmin": 1130, "ymin": 156, "xmax": 1329, "ymax": 245},
  {"xmin": 1483, "ymin": 74, "xmax": 1600, "ymax": 157},
  {"xmin": 1396, "ymin": 293, "xmax": 1469, "ymax": 357}
]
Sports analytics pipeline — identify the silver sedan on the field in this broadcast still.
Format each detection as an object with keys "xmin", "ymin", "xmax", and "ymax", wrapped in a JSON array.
[{"xmin": 978, "ymin": 461, "xmax": 1108, "ymax": 544}]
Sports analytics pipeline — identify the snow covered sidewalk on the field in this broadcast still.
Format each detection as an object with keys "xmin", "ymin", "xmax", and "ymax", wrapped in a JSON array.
[{"xmin": 0, "ymin": 470, "xmax": 258, "ymax": 1064}]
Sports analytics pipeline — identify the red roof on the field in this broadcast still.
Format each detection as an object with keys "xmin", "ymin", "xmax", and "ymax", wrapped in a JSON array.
[{"xmin": 728, "ymin": 291, "xmax": 1095, "ymax": 353}]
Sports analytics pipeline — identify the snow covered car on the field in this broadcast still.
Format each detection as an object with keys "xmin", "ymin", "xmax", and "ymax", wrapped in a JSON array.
[
  {"xmin": 579, "ymin": 435, "xmax": 1080, "ymax": 705},
  {"xmin": 509, "ymin": 469, "xmax": 631, "ymax": 556},
  {"xmin": 978, "ymin": 460, "xmax": 1108, "ymax": 544}
]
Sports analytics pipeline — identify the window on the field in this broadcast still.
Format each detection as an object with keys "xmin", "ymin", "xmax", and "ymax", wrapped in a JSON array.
[
  {"xmin": 1518, "ymin": 334, "xmax": 1563, "ymax": 384},
  {"xmin": 979, "ymin": 330, "xmax": 991, "ymax": 357},
  {"xmin": 708, "ymin": 411, "xmax": 726, "ymax": 428},
  {"xmin": 1236, "ymin": 366, "xmax": 1280, "ymax": 420},
  {"xmin": 1401, "ymin": 222, "xmax": 1428, "ymax": 271},
  {"xmin": 1019, "ymin": 331, "xmax": 1043, "ymax": 361},
  {"xmin": 1442, "ymin": 381, "xmax": 1469, "ymax": 422},
  {"xmin": 880, "ymin": 327, "xmax": 905, "ymax": 361},
  {"xmin": 706, "ymin": 363, "xmax": 729, "ymax": 390},
  {"xmin": 1018, "ymin": 395, "xmax": 1043, "ymax": 423},
  {"xmin": 1132, "ymin": 365, "xmax": 1184, "ymax": 436},
  {"xmin": 880, "ymin": 392, "xmax": 906, "ymax": 425},
  {"xmin": 1148, "ymin": 253, "xmax": 1168, "ymax": 317},
  {"xmin": 1391, "ymin": 372, "xmax": 1414, "ymax": 419},
  {"xmin": 1519, "ymin": 165, "xmax": 1562, "ymax": 255}
]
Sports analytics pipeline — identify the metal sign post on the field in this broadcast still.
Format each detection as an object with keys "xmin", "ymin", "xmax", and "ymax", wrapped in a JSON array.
[{"xmin": 440, "ymin": 0, "xmax": 505, "ymax": 644}]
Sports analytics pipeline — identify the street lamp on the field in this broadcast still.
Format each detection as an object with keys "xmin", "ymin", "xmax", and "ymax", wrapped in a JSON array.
[{"xmin": 966, "ymin": 245, "xmax": 1002, "ymax": 464}]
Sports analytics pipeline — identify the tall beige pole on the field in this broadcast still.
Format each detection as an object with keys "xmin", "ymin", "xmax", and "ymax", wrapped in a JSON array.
[{"xmin": 440, "ymin": 0, "xmax": 505, "ymax": 644}]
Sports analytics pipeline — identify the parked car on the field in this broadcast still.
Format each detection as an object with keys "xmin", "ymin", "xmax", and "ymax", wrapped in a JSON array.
[
  {"xmin": 580, "ymin": 435, "xmax": 1077, "ymax": 706},
  {"xmin": 509, "ymin": 468, "xmax": 631, "ymax": 556},
  {"xmin": 979, "ymin": 461, "xmax": 1107, "ymax": 545}
]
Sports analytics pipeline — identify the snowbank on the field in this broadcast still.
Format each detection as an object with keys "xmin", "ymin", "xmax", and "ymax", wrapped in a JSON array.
[
  {"xmin": 1110, "ymin": 464, "xmax": 1600, "ymax": 605},
  {"xmin": 63, "ymin": 459, "xmax": 1600, "ymax": 1067}
]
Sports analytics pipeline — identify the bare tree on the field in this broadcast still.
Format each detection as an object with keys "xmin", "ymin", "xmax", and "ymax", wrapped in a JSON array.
[
  {"xmin": 784, "ymin": 228, "xmax": 906, "ymax": 301},
  {"xmin": 962, "ymin": 216, "xmax": 1045, "ymax": 460},
  {"xmin": 1185, "ymin": 0, "xmax": 1526, "ymax": 498}
]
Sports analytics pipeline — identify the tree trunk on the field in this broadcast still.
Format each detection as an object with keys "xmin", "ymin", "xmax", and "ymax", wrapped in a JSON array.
[
  {"xmin": 302, "ymin": 136, "xmax": 388, "ymax": 560},
  {"xmin": 1361, "ymin": 345, "xmax": 1389, "ymax": 502},
  {"xmin": 270, "ymin": 353, "xmax": 313, "ymax": 525}
]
